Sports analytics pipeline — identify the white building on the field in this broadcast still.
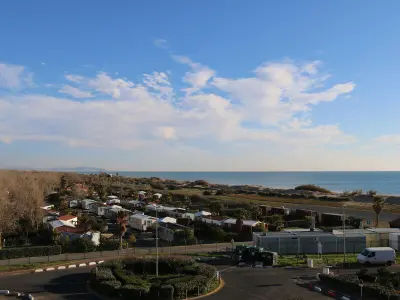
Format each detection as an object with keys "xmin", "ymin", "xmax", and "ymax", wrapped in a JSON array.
[
  {"xmin": 167, "ymin": 208, "xmax": 195, "ymax": 220},
  {"xmin": 81, "ymin": 199, "xmax": 97, "ymax": 210},
  {"xmin": 158, "ymin": 217, "xmax": 177, "ymax": 224},
  {"xmin": 104, "ymin": 205, "xmax": 133, "ymax": 220},
  {"xmin": 129, "ymin": 213, "xmax": 157, "ymax": 231},
  {"xmin": 194, "ymin": 211, "xmax": 212, "ymax": 218}
]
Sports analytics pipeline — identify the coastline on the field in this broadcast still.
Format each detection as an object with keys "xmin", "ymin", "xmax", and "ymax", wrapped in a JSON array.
[{"xmin": 107, "ymin": 171, "xmax": 400, "ymax": 197}]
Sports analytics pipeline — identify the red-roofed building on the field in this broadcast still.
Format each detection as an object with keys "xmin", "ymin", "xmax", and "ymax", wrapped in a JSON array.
[{"xmin": 58, "ymin": 215, "xmax": 78, "ymax": 225}]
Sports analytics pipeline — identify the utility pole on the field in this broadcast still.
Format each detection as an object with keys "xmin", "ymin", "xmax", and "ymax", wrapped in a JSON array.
[
  {"xmin": 342, "ymin": 205, "xmax": 346, "ymax": 264},
  {"xmin": 155, "ymin": 204, "xmax": 159, "ymax": 277}
]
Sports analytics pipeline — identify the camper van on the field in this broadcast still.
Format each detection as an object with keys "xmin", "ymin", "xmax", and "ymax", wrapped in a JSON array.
[{"xmin": 357, "ymin": 247, "xmax": 396, "ymax": 265}]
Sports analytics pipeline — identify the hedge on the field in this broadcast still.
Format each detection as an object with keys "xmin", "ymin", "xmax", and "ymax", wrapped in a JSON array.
[
  {"xmin": 93, "ymin": 280, "xmax": 122, "ymax": 297},
  {"xmin": 0, "ymin": 245, "xmax": 62, "ymax": 260},
  {"xmin": 91, "ymin": 257, "xmax": 217, "ymax": 300},
  {"xmin": 319, "ymin": 274, "xmax": 393, "ymax": 299}
]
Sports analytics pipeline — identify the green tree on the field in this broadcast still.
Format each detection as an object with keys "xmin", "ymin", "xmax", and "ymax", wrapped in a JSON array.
[
  {"xmin": 372, "ymin": 196, "xmax": 386, "ymax": 227},
  {"xmin": 94, "ymin": 181, "xmax": 108, "ymax": 200},
  {"xmin": 211, "ymin": 227, "xmax": 227, "ymax": 242},
  {"xmin": 234, "ymin": 208, "xmax": 251, "ymax": 220},
  {"xmin": 59, "ymin": 174, "xmax": 70, "ymax": 195},
  {"xmin": 209, "ymin": 201, "xmax": 222, "ymax": 216},
  {"xmin": 266, "ymin": 214, "xmax": 284, "ymax": 231},
  {"xmin": 128, "ymin": 234, "xmax": 137, "ymax": 247}
]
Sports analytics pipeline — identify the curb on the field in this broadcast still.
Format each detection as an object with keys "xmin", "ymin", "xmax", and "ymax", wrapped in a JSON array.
[
  {"xmin": 186, "ymin": 279, "xmax": 225, "ymax": 299},
  {"xmin": 32, "ymin": 261, "xmax": 99, "ymax": 273},
  {"xmin": 87, "ymin": 278, "xmax": 225, "ymax": 300},
  {"xmin": 0, "ymin": 260, "xmax": 104, "ymax": 277}
]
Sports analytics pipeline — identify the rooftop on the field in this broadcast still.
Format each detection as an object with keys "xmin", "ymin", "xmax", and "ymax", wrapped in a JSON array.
[
  {"xmin": 223, "ymin": 218, "xmax": 260, "ymax": 226},
  {"xmin": 58, "ymin": 215, "xmax": 77, "ymax": 221}
]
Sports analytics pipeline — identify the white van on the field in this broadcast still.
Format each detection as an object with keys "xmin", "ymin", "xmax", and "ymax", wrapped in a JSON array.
[{"xmin": 357, "ymin": 247, "xmax": 396, "ymax": 266}]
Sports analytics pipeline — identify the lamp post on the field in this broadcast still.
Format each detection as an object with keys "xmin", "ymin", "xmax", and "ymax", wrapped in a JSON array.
[
  {"xmin": 154, "ymin": 204, "xmax": 159, "ymax": 277},
  {"xmin": 342, "ymin": 204, "xmax": 347, "ymax": 264},
  {"xmin": 359, "ymin": 279, "xmax": 364, "ymax": 300}
]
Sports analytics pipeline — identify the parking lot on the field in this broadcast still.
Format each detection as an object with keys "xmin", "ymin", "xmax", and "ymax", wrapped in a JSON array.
[{"xmin": 210, "ymin": 266, "xmax": 331, "ymax": 300}]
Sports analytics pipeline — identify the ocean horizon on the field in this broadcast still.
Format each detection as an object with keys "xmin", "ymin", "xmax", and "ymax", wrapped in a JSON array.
[{"xmin": 109, "ymin": 171, "xmax": 400, "ymax": 196}]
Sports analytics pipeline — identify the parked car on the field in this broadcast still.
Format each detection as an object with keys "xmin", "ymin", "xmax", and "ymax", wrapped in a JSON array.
[{"xmin": 357, "ymin": 247, "xmax": 396, "ymax": 265}]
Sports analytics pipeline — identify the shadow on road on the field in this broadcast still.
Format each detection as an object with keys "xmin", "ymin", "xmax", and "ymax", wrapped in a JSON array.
[
  {"xmin": 255, "ymin": 284, "xmax": 282, "ymax": 288},
  {"xmin": 42, "ymin": 272, "xmax": 100, "ymax": 300}
]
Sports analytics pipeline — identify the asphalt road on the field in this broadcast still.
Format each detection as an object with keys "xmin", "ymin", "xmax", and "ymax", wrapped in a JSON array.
[
  {"xmin": 0, "ymin": 267, "xmax": 100, "ymax": 300},
  {"xmin": 0, "ymin": 265, "xmax": 332, "ymax": 300}
]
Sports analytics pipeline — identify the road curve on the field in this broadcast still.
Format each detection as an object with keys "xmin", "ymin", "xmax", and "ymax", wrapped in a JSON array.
[
  {"xmin": 0, "ymin": 265, "xmax": 330, "ymax": 300},
  {"xmin": 0, "ymin": 267, "xmax": 100, "ymax": 300}
]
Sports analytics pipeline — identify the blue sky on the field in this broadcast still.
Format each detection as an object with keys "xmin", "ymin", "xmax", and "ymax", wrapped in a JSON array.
[{"xmin": 1, "ymin": 1, "xmax": 400, "ymax": 171}]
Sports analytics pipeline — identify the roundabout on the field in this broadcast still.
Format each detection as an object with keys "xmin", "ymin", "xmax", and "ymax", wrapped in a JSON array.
[{"xmin": 90, "ymin": 256, "xmax": 221, "ymax": 300}]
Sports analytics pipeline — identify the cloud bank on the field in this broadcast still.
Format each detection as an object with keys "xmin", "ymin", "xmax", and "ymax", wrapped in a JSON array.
[{"xmin": 0, "ymin": 52, "xmax": 375, "ymax": 170}]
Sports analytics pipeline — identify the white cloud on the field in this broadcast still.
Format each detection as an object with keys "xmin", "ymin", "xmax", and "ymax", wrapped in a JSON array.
[
  {"xmin": 0, "ymin": 57, "xmax": 362, "ymax": 170},
  {"xmin": 65, "ymin": 74, "xmax": 84, "ymax": 83},
  {"xmin": 0, "ymin": 63, "xmax": 33, "ymax": 89},
  {"xmin": 154, "ymin": 39, "xmax": 168, "ymax": 49},
  {"xmin": 172, "ymin": 55, "xmax": 215, "ymax": 94},
  {"xmin": 58, "ymin": 85, "xmax": 94, "ymax": 98},
  {"xmin": 375, "ymin": 135, "xmax": 400, "ymax": 145}
]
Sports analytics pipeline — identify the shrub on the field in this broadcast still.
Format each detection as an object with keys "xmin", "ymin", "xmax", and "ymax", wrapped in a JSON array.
[
  {"xmin": 0, "ymin": 245, "xmax": 62, "ymax": 260},
  {"xmin": 95, "ymin": 267, "xmax": 116, "ymax": 281},
  {"xmin": 150, "ymin": 182, "xmax": 166, "ymax": 190},
  {"xmin": 203, "ymin": 190, "xmax": 212, "ymax": 196},
  {"xmin": 119, "ymin": 284, "xmax": 150, "ymax": 299},
  {"xmin": 215, "ymin": 190, "xmax": 224, "ymax": 195},
  {"xmin": 294, "ymin": 184, "xmax": 331, "ymax": 194},
  {"xmin": 93, "ymin": 280, "xmax": 121, "ymax": 297},
  {"xmin": 160, "ymin": 284, "xmax": 174, "ymax": 299},
  {"xmin": 319, "ymin": 274, "xmax": 393, "ymax": 299}
]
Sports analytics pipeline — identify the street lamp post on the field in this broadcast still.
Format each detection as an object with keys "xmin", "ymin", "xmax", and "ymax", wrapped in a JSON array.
[
  {"xmin": 155, "ymin": 205, "xmax": 159, "ymax": 277},
  {"xmin": 359, "ymin": 279, "xmax": 364, "ymax": 300},
  {"xmin": 342, "ymin": 204, "xmax": 346, "ymax": 265}
]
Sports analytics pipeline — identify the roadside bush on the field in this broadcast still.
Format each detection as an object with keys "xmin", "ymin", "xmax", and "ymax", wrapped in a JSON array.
[
  {"xmin": 215, "ymin": 189, "xmax": 224, "ymax": 195},
  {"xmin": 0, "ymin": 245, "xmax": 62, "ymax": 260},
  {"xmin": 294, "ymin": 184, "xmax": 331, "ymax": 194},
  {"xmin": 95, "ymin": 267, "xmax": 116, "ymax": 281},
  {"xmin": 319, "ymin": 274, "xmax": 393, "ymax": 299},
  {"xmin": 93, "ymin": 280, "xmax": 121, "ymax": 297},
  {"xmin": 203, "ymin": 190, "xmax": 212, "ymax": 196},
  {"xmin": 119, "ymin": 284, "xmax": 151, "ymax": 299}
]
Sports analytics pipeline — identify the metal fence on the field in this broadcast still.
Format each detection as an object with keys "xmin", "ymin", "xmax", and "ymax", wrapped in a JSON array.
[
  {"xmin": 0, "ymin": 241, "xmax": 248, "ymax": 266},
  {"xmin": 256, "ymin": 237, "xmax": 366, "ymax": 255}
]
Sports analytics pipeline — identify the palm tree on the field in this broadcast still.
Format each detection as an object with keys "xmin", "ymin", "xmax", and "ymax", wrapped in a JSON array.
[
  {"xmin": 115, "ymin": 211, "xmax": 128, "ymax": 250},
  {"xmin": 372, "ymin": 196, "xmax": 385, "ymax": 227}
]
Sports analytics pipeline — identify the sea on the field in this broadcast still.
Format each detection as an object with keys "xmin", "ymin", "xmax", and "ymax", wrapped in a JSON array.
[{"xmin": 111, "ymin": 171, "xmax": 400, "ymax": 196}]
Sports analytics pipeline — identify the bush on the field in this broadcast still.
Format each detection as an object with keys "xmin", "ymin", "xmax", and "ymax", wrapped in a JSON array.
[
  {"xmin": 91, "ymin": 257, "xmax": 216, "ymax": 300},
  {"xmin": 215, "ymin": 190, "xmax": 224, "ymax": 196},
  {"xmin": 160, "ymin": 284, "xmax": 174, "ymax": 299},
  {"xmin": 150, "ymin": 182, "xmax": 166, "ymax": 190},
  {"xmin": 294, "ymin": 184, "xmax": 331, "ymax": 194},
  {"xmin": 119, "ymin": 284, "xmax": 150, "ymax": 299},
  {"xmin": 95, "ymin": 267, "xmax": 116, "ymax": 281},
  {"xmin": 319, "ymin": 274, "xmax": 393, "ymax": 299},
  {"xmin": 203, "ymin": 190, "xmax": 212, "ymax": 196},
  {"xmin": 93, "ymin": 280, "xmax": 121, "ymax": 297},
  {"xmin": 0, "ymin": 245, "xmax": 62, "ymax": 260}
]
